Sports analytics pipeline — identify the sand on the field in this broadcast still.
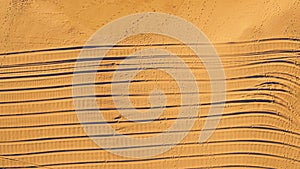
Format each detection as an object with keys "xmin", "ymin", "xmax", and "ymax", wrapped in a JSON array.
[{"xmin": 0, "ymin": 0, "xmax": 299, "ymax": 168}]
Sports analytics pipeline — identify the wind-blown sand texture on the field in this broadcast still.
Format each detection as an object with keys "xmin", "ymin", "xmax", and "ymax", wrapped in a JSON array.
[{"xmin": 0, "ymin": 0, "xmax": 299, "ymax": 169}]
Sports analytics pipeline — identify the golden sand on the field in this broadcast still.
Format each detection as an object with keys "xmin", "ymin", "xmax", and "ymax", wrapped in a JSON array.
[{"xmin": 0, "ymin": 0, "xmax": 299, "ymax": 168}]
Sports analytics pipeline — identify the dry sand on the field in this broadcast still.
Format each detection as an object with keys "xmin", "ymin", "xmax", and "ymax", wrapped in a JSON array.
[{"xmin": 0, "ymin": 0, "xmax": 299, "ymax": 168}]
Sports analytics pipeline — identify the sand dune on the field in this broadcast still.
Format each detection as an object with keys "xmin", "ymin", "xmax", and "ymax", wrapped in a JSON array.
[{"xmin": 0, "ymin": 0, "xmax": 299, "ymax": 169}]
